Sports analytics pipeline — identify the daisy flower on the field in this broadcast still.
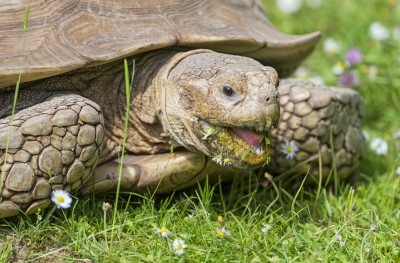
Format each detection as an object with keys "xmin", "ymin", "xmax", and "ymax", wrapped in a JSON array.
[
  {"xmin": 155, "ymin": 227, "xmax": 171, "ymax": 238},
  {"xmin": 217, "ymin": 215, "xmax": 224, "ymax": 223},
  {"xmin": 172, "ymin": 238, "xmax": 187, "ymax": 255},
  {"xmin": 280, "ymin": 140, "xmax": 298, "ymax": 159},
  {"xmin": 339, "ymin": 240, "xmax": 346, "ymax": 247},
  {"xmin": 217, "ymin": 227, "xmax": 231, "ymax": 237},
  {"xmin": 370, "ymin": 137, "xmax": 388, "ymax": 155},
  {"xmin": 396, "ymin": 166, "xmax": 400, "ymax": 176},
  {"xmin": 332, "ymin": 62, "xmax": 345, "ymax": 75},
  {"xmin": 102, "ymin": 202, "xmax": 112, "ymax": 212},
  {"xmin": 323, "ymin": 38, "xmax": 341, "ymax": 55},
  {"xmin": 276, "ymin": 0, "xmax": 302, "ymax": 14},
  {"xmin": 223, "ymin": 158, "xmax": 232, "ymax": 166},
  {"xmin": 369, "ymin": 22, "xmax": 390, "ymax": 41},
  {"xmin": 212, "ymin": 155, "xmax": 223, "ymax": 166},
  {"xmin": 212, "ymin": 154, "xmax": 232, "ymax": 166},
  {"xmin": 51, "ymin": 189, "xmax": 72, "ymax": 209},
  {"xmin": 261, "ymin": 224, "xmax": 272, "ymax": 233},
  {"xmin": 185, "ymin": 214, "xmax": 195, "ymax": 221}
]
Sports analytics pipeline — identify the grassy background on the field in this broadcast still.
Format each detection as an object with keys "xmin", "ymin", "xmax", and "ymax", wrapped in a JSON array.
[{"xmin": 1, "ymin": 0, "xmax": 400, "ymax": 262}]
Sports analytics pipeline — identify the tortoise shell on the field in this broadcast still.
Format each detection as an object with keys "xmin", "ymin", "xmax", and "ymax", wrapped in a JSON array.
[{"xmin": 0, "ymin": 0, "xmax": 320, "ymax": 89}]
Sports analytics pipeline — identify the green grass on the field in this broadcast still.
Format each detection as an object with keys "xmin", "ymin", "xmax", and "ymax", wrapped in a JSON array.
[{"xmin": 1, "ymin": 0, "xmax": 400, "ymax": 262}]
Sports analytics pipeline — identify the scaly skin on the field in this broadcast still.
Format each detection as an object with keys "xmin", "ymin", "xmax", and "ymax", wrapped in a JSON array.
[
  {"xmin": 0, "ymin": 49, "xmax": 365, "ymax": 218},
  {"xmin": 266, "ymin": 79, "xmax": 366, "ymax": 183}
]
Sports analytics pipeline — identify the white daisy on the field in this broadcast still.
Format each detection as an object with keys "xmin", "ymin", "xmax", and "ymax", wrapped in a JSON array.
[
  {"xmin": 172, "ymin": 238, "xmax": 187, "ymax": 255},
  {"xmin": 332, "ymin": 62, "xmax": 345, "ymax": 75},
  {"xmin": 261, "ymin": 224, "xmax": 272, "ymax": 233},
  {"xmin": 102, "ymin": 202, "xmax": 112, "ymax": 212},
  {"xmin": 276, "ymin": 0, "xmax": 302, "ymax": 14},
  {"xmin": 370, "ymin": 137, "xmax": 388, "ymax": 155},
  {"xmin": 280, "ymin": 140, "xmax": 298, "ymax": 159},
  {"xmin": 216, "ymin": 227, "xmax": 231, "ymax": 237},
  {"xmin": 323, "ymin": 38, "xmax": 341, "ymax": 55},
  {"xmin": 212, "ymin": 155, "xmax": 223, "ymax": 166},
  {"xmin": 223, "ymin": 158, "xmax": 232, "ymax": 166},
  {"xmin": 212, "ymin": 155, "xmax": 232, "ymax": 166},
  {"xmin": 51, "ymin": 189, "xmax": 72, "ymax": 209},
  {"xmin": 155, "ymin": 227, "xmax": 171, "ymax": 238},
  {"xmin": 369, "ymin": 22, "xmax": 390, "ymax": 41},
  {"xmin": 339, "ymin": 240, "xmax": 346, "ymax": 247}
]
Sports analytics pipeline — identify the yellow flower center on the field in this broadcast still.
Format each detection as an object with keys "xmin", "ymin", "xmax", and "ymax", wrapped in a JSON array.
[
  {"xmin": 160, "ymin": 227, "xmax": 167, "ymax": 233},
  {"xmin": 56, "ymin": 196, "xmax": 64, "ymax": 203},
  {"xmin": 217, "ymin": 231, "xmax": 225, "ymax": 237},
  {"xmin": 177, "ymin": 243, "xmax": 182, "ymax": 250},
  {"xmin": 286, "ymin": 147, "xmax": 292, "ymax": 153},
  {"xmin": 217, "ymin": 215, "xmax": 223, "ymax": 223}
]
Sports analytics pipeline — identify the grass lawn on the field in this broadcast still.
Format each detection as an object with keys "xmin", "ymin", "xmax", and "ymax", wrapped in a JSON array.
[{"xmin": 1, "ymin": 0, "xmax": 400, "ymax": 262}]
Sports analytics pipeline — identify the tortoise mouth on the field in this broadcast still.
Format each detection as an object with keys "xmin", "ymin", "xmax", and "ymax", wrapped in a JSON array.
[{"xmin": 200, "ymin": 120, "xmax": 271, "ymax": 167}]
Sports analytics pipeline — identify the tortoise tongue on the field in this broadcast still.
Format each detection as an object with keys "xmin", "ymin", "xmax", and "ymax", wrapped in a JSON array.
[{"xmin": 232, "ymin": 127, "xmax": 264, "ymax": 146}]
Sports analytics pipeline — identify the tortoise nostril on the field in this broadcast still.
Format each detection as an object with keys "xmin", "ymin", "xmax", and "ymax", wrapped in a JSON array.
[{"xmin": 266, "ymin": 97, "xmax": 270, "ymax": 102}]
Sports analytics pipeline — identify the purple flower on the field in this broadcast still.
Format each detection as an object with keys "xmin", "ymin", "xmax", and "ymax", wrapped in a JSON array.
[
  {"xmin": 338, "ymin": 71, "xmax": 359, "ymax": 88},
  {"xmin": 346, "ymin": 48, "xmax": 363, "ymax": 66}
]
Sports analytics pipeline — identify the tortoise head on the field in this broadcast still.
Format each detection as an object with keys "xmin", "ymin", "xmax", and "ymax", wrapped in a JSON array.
[{"xmin": 159, "ymin": 50, "xmax": 280, "ymax": 169}]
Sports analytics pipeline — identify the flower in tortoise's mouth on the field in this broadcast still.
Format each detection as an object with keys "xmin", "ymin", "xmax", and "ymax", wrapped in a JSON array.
[{"xmin": 201, "ymin": 121, "xmax": 271, "ymax": 167}]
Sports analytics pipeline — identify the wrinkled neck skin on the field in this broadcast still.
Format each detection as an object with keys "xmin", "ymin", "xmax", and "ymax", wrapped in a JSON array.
[
  {"xmin": 90, "ymin": 49, "xmax": 207, "ymax": 160},
  {"xmin": 126, "ymin": 49, "xmax": 213, "ymax": 154},
  {"xmin": 157, "ymin": 50, "xmax": 218, "ymax": 155}
]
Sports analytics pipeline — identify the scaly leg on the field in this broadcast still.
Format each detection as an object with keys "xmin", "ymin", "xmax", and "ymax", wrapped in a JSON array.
[
  {"xmin": 267, "ymin": 79, "xmax": 366, "ymax": 182},
  {"xmin": 82, "ymin": 151, "xmax": 240, "ymax": 194},
  {"xmin": 0, "ymin": 95, "xmax": 104, "ymax": 218}
]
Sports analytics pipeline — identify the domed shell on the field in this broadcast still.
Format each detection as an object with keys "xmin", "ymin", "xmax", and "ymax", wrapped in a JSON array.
[{"xmin": 0, "ymin": 0, "xmax": 320, "ymax": 89}]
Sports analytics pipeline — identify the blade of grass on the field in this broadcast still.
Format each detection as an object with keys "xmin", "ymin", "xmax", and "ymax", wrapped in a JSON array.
[{"xmin": 109, "ymin": 59, "xmax": 134, "ymax": 257}]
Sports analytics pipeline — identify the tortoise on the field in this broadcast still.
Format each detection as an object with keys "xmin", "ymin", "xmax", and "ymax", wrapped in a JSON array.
[{"xmin": 0, "ymin": 0, "xmax": 365, "ymax": 219}]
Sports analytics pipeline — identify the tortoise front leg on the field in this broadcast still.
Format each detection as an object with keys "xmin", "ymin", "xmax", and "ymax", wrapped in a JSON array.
[
  {"xmin": 82, "ymin": 151, "xmax": 234, "ymax": 194},
  {"xmin": 0, "ymin": 94, "xmax": 104, "ymax": 218}
]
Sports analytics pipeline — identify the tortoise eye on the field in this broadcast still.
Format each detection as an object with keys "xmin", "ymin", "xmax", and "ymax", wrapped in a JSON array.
[{"xmin": 222, "ymin": 85, "xmax": 235, "ymax": 97}]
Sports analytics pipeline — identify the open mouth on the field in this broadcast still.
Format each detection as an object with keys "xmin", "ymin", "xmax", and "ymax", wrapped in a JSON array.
[
  {"xmin": 200, "ymin": 120, "xmax": 271, "ymax": 167},
  {"xmin": 230, "ymin": 127, "xmax": 265, "ymax": 155}
]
